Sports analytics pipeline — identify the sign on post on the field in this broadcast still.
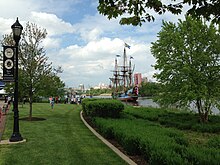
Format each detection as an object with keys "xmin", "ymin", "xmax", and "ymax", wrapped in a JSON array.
[{"xmin": 3, "ymin": 45, "xmax": 16, "ymax": 82}]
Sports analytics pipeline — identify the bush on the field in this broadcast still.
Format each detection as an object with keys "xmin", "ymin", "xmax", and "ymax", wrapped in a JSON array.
[
  {"xmin": 81, "ymin": 98, "xmax": 98, "ymax": 113},
  {"xmin": 82, "ymin": 98, "xmax": 124, "ymax": 118},
  {"xmin": 93, "ymin": 117, "xmax": 191, "ymax": 164},
  {"xmin": 192, "ymin": 123, "xmax": 220, "ymax": 133},
  {"xmin": 206, "ymin": 136, "xmax": 220, "ymax": 149},
  {"xmin": 185, "ymin": 146, "xmax": 220, "ymax": 165},
  {"xmin": 93, "ymin": 108, "xmax": 220, "ymax": 164},
  {"xmin": 125, "ymin": 106, "xmax": 220, "ymax": 133}
]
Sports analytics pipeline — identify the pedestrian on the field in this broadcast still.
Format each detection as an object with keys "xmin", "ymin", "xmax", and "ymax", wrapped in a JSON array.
[
  {"xmin": 55, "ymin": 96, "xmax": 58, "ymax": 104},
  {"xmin": 7, "ymin": 96, "xmax": 11, "ymax": 105},
  {"xmin": 51, "ymin": 99, "xmax": 54, "ymax": 109},
  {"xmin": 64, "ymin": 95, "xmax": 68, "ymax": 104},
  {"xmin": 49, "ymin": 96, "xmax": 54, "ymax": 109}
]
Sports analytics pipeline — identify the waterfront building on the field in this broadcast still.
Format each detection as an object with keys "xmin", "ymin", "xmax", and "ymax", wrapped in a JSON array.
[{"xmin": 134, "ymin": 73, "xmax": 142, "ymax": 87}]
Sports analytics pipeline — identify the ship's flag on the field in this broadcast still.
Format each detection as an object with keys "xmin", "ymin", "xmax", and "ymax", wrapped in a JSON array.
[{"xmin": 124, "ymin": 43, "xmax": 131, "ymax": 49}]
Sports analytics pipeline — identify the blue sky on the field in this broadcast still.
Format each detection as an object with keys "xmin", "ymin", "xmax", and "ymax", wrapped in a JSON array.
[{"xmin": 0, "ymin": 0, "xmax": 186, "ymax": 88}]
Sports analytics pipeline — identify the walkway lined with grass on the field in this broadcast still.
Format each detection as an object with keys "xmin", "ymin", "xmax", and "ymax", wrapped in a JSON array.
[{"xmin": 0, "ymin": 103, "xmax": 127, "ymax": 165}]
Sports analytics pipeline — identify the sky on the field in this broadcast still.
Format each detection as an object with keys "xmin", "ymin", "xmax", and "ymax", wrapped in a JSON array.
[{"xmin": 0, "ymin": 0, "xmax": 187, "ymax": 88}]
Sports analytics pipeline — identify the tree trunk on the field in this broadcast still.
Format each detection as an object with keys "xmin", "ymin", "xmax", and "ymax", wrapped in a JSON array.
[
  {"xmin": 199, "ymin": 111, "xmax": 209, "ymax": 123},
  {"xmin": 29, "ymin": 99, "xmax": 32, "ymax": 120},
  {"xmin": 29, "ymin": 89, "xmax": 33, "ymax": 120},
  {"xmin": 196, "ymin": 99, "xmax": 209, "ymax": 123}
]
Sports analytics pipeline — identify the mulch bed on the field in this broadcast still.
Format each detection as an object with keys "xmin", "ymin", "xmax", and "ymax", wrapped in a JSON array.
[{"xmin": 82, "ymin": 113, "xmax": 148, "ymax": 165}]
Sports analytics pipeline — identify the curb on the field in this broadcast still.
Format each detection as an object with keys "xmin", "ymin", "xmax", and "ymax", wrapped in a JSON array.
[
  {"xmin": 80, "ymin": 111, "xmax": 137, "ymax": 165},
  {"xmin": 0, "ymin": 139, "xmax": 27, "ymax": 145}
]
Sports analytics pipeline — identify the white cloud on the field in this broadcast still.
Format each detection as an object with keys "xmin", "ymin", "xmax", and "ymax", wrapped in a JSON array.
[
  {"xmin": 29, "ymin": 12, "xmax": 75, "ymax": 36},
  {"xmin": 43, "ymin": 37, "xmax": 61, "ymax": 49},
  {"xmin": 0, "ymin": 0, "xmax": 39, "ymax": 19},
  {"xmin": 80, "ymin": 28, "xmax": 103, "ymax": 42},
  {"xmin": 49, "ymin": 37, "xmax": 155, "ymax": 87},
  {"xmin": 0, "ymin": 0, "xmax": 187, "ymax": 87},
  {"xmin": 0, "ymin": 18, "xmax": 14, "ymax": 37}
]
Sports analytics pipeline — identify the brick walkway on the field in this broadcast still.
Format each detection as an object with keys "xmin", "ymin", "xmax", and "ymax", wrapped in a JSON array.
[{"xmin": 0, "ymin": 101, "xmax": 9, "ymax": 141}]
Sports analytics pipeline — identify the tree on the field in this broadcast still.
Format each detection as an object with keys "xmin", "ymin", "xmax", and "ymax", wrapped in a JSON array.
[
  {"xmin": 151, "ymin": 16, "xmax": 220, "ymax": 122},
  {"xmin": 1, "ymin": 22, "xmax": 65, "ymax": 120},
  {"xmin": 98, "ymin": 0, "xmax": 220, "ymax": 26},
  {"xmin": 18, "ymin": 22, "xmax": 54, "ymax": 119},
  {"xmin": 139, "ymin": 82, "xmax": 161, "ymax": 97},
  {"xmin": 37, "ymin": 72, "xmax": 65, "ymax": 98}
]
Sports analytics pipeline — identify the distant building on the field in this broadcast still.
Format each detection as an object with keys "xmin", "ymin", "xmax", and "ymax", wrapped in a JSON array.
[
  {"xmin": 134, "ymin": 73, "xmax": 142, "ymax": 87},
  {"xmin": 142, "ymin": 77, "xmax": 148, "ymax": 84},
  {"xmin": 79, "ymin": 84, "xmax": 85, "ymax": 92},
  {"xmin": 93, "ymin": 83, "xmax": 109, "ymax": 89}
]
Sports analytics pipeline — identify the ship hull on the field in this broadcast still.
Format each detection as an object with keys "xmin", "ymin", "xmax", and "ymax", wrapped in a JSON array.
[{"xmin": 117, "ymin": 95, "xmax": 138, "ymax": 102}]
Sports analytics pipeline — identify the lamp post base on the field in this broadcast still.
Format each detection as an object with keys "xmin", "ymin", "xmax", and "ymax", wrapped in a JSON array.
[{"xmin": 9, "ymin": 133, "xmax": 23, "ymax": 142}]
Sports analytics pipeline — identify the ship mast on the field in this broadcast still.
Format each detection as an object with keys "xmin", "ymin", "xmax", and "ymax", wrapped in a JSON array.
[
  {"xmin": 110, "ymin": 43, "xmax": 133, "ymax": 94},
  {"xmin": 109, "ymin": 55, "xmax": 120, "ymax": 94},
  {"xmin": 128, "ymin": 57, "xmax": 132, "ymax": 87},
  {"xmin": 114, "ymin": 57, "xmax": 119, "ymax": 91},
  {"xmin": 122, "ymin": 47, "xmax": 128, "ymax": 92}
]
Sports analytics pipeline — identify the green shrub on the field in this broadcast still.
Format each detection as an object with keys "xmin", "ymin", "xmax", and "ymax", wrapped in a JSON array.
[
  {"xmin": 185, "ymin": 146, "xmax": 220, "ymax": 165},
  {"xmin": 206, "ymin": 136, "xmax": 220, "ymax": 149},
  {"xmin": 95, "ymin": 109, "xmax": 220, "ymax": 165},
  {"xmin": 192, "ymin": 123, "xmax": 220, "ymax": 133},
  {"xmin": 92, "ymin": 106, "xmax": 220, "ymax": 164},
  {"xmin": 93, "ymin": 117, "xmax": 191, "ymax": 164},
  {"xmin": 165, "ymin": 131, "xmax": 189, "ymax": 147},
  {"xmin": 124, "ymin": 106, "xmax": 163, "ymax": 121},
  {"xmin": 92, "ymin": 117, "xmax": 115, "ymax": 139},
  {"xmin": 121, "ymin": 135, "xmax": 141, "ymax": 155},
  {"xmin": 81, "ymin": 98, "xmax": 98, "ymax": 112},
  {"xmin": 82, "ymin": 98, "xmax": 124, "ymax": 118}
]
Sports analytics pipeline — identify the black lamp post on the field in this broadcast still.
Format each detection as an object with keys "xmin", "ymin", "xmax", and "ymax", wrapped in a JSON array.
[{"xmin": 9, "ymin": 17, "xmax": 23, "ymax": 142}]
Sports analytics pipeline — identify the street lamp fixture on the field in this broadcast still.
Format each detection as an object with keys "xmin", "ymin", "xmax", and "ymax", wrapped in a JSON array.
[{"xmin": 9, "ymin": 17, "xmax": 23, "ymax": 142}]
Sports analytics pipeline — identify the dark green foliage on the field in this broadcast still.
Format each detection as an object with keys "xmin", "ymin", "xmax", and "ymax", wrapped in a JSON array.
[
  {"xmin": 139, "ymin": 82, "xmax": 161, "ymax": 97},
  {"xmin": 185, "ymin": 146, "xmax": 220, "ymax": 165},
  {"xmin": 94, "ymin": 117, "xmax": 191, "ymax": 164},
  {"xmin": 81, "ymin": 98, "xmax": 98, "ymax": 113},
  {"xmin": 151, "ymin": 16, "xmax": 220, "ymax": 123},
  {"xmin": 125, "ymin": 106, "xmax": 220, "ymax": 133},
  {"xmin": 82, "ymin": 98, "xmax": 124, "ymax": 118},
  {"xmin": 206, "ymin": 137, "xmax": 220, "ymax": 149},
  {"xmin": 192, "ymin": 123, "xmax": 220, "ymax": 133},
  {"xmin": 92, "ymin": 106, "xmax": 220, "ymax": 164},
  {"xmin": 98, "ymin": 0, "xmax": 220, "ymax": 26},
  {"xmin": 124, "ymin": 106, "xmax": 165, "ymax": 121}
]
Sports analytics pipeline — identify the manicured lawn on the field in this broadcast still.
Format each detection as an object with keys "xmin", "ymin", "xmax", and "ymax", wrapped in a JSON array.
[{"xmin": 0, "ymin": 103, "xmax": 126, "ymax": 165}]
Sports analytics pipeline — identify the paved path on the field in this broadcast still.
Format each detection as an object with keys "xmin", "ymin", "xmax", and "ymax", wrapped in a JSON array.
[{"xmin": 0, "ymin": 101, "xmax": 8, "ymax": 141}]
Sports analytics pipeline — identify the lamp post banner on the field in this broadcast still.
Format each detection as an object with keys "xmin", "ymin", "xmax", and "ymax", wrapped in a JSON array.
[{"xmin": 3, "ymin": 45, "xmax": 16, "ymax": 82}]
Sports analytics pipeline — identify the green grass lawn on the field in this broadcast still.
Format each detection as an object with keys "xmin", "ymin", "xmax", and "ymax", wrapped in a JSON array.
[{"xmin": 0, "ymin": 103, "xmax": 127, "ymax": 165}]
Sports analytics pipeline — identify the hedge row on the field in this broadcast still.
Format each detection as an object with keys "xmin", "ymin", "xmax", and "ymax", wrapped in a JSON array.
[
  {"xmin": 93, "ymin": 117, "xmax": 220, "ymax": 165},
  {"xmin": 124, "ymin": 106, "xmax": 220, "ymax": 133},
  {"xmin": 82, "ymin": 98, "xmax": 124, "ymax": 118}
]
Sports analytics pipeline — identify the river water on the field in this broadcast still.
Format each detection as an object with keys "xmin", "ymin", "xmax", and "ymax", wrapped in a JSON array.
[
  {"xmin": 93, "ymin": 96, "xmax": 219, "ymax": 115},
  {"xmin": 135, "ymin": 97, "xmax": 219, "ymax": 115}
]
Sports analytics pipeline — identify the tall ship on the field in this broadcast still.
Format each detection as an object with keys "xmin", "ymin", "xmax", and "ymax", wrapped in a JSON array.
[{"xmin": 109, "ymin": 43, "xmax": 138, "ymax": 102}]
